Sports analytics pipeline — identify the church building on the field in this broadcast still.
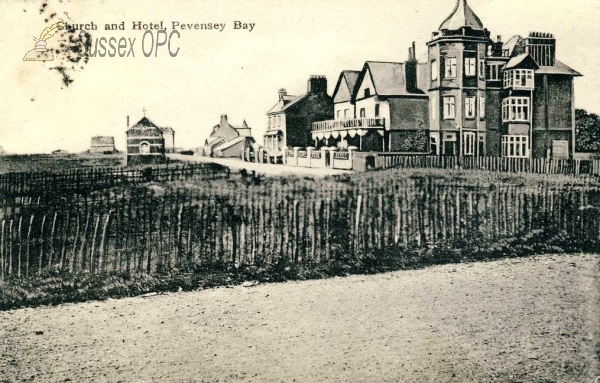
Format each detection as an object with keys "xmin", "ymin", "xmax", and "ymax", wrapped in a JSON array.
[{"xmin": 126, "ymin": 112, "xmax": 171, "ymax": 166}]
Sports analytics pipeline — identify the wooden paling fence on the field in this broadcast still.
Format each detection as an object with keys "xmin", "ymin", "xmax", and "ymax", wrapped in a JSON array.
[
  {"xmin": 0, "ymin": 163, "xmax": 230, "ymax": 195},
  {"xmin": 375, "ymin": 155, "xmax": 600, "ymax": 176},
  {"xmin": 1, "ymin": 178, "xmax": 599, "ymax": 279}
]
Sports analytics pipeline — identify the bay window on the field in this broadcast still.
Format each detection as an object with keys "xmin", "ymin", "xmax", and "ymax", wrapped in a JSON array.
[
  {"xmin": 503, "ymin": 69, "xmax": 534, "ymax": 89},
  {"xmin": 502, "ymin": 97, "xmax": 530, "ymax": 122},
  {"xmin": 502, "ymin": 135, "xmax": 529, "ymax": 158},
  {"xmin": 445, "ymin": 58, "xmax": 457, "ymax": 78}
]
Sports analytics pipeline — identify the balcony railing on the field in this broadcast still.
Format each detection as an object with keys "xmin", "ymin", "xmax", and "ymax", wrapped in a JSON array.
[
  {"xmin": 312, "ymin": 117, "xmax": 386, "ymax": 131},
  {"xmin": 311, "ymin": 151, "xmax": 322, "ymax": 159},
  {"xmin": 297, "ymin": 151, "xmax": 307, "ymax": 158}
]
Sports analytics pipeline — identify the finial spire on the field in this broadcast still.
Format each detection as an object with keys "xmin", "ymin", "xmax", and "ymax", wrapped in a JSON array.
[
  {"xmin": 142, "ymin": 107, "xmax": 147, "ymax": 117},
  {"xmin": 439, "ymin": 0, "xmax": 484, "ymax": 31}
]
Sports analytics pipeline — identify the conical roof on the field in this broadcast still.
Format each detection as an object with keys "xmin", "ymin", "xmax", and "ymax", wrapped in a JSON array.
[{"xmin": 439, "ymin": 0, "xmax": 484, "ymax": 31}]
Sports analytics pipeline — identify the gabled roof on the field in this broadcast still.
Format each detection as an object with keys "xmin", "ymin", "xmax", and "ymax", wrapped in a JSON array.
[
  {"xmin": 133, "ymin": 117, "xmax": 157, "ymax": 128},
  {"xmin": 205, "ymin": 136, "xmax": 224, "ymax": 145},
  {"xmin": 214, "ymin": 136, "xmax": 255, "ymax": 152},
  {"xmin": 502, "ymin": 35, "xmax": 524, "ymax": 57},
  {"xmin": 234, "ymin": 120, "xmax": 252, "ymax": 137},
  {"xmin": 268, "ymin": 94, "xmax": 306, "ymax": 114},
  {"xmin": 505, "ymin": 53, "xmax": 540, "ymax": 70},
  {"xmin": 332, "ymin": 70, "xmax": 360, "ymax": 103},
  {"xmin": 439, "ymin": 0, "xmax": 484, "ymax": 31},
  {"xmin": 355, "ymin": 61, "xmax": 426, "ymax": 100},
  {"xmin": 126, "ymin": 116, "xmax": 163, "ymax": 133},
  {"xmin": 160, "ymin": 126, "xmax": 175, "ymax": 134},
  {"xmin": 536, "ymin": 59, "xmax": 582, "ymax": 76}
]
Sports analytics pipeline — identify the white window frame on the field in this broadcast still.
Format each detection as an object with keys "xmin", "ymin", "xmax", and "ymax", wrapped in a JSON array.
[
  {"xmin": 479, "ymin": 58, "xmax": 485, "ymax": 79},
  {"xmin": 463, "ymin": 132, "xmax": 476, "ymax": 156},
  {"xmin": 504, "ymin": 69, "xmax": 534, "ymax": 89},
  {"xmin": 445, "ymin": 58, "xmax": 457, "ymax": 79},
  {"xmin": 502, "ymin": 135, "xmax": 529, "ymax": 158},
  {"xmin": 465, "ymin": 96, "xmax": 476, "ymax": 119},
  {"xmin": 465, "ymin": 57, "xmax": 476, "ymax": 77},
  {"xmin": 502, "ymin": 97, "xmax": 530, "ymax": 122},
  {"xmin": 479, "ymin": 96, "xmax": 486, "ymax": 119},
  {"xmin": 443, "ymin": 96, "xmax": 455, "ymax": 120},
  {"xmin": 431, "ymin": 59, "xmax": 438, "ymax": 81},
  {"xmin": 486, "ymin": 63, "xmax": 501, "ymax": 81},
  {"xmin": 139, "ymin": 141, "xmax": 150, "ymax": 154}
]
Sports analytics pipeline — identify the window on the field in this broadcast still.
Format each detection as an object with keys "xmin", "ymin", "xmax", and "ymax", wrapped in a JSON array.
[
  {"xmin": 443, "ymin": 96, "xmax": 455, "ymax": 119},
  {"xmin": 278, "ymin": 115, "xmax": 281, "ymax": 127},
  {"xmin": 268, "ymin": 116, "xmax": 272, "ymax": 128},
  {"xmin": 502, "ymin": 97, "xmax": 530, "ymax": 122},
  {"xmin": 465, "ymin": 57, "xmax": 476, "ymax": 77},
  {"xmin": 336, "ymin": 110, "xmax": 341, "ymax": 119},
  {"xmin": 344, "ymin": 109, "xmax": 349, "ymax": 119},
  {"xmin": 502, "ymin": 135, "xmax": 529, "ymax": 158},
  {"xmin": 486, "ymin": 63, "xmax": 502, "ymax": 81},
  {"xmin": 364, "ymin": 88, "xmax": 371, "ymax": 98},
  {"xmin": 375, "ymin": 104, "xmax": 380, "ymax": 117},
  {"xmin": 479, "ymin": 59, "xmax": 485, "ymax": 79},
  {"xmin": 444, "ymin": 58, "xmax": 457, "ymax": 78},
  {"xmin": 504, "ymin": 69, "xmax": 534, "ymax": 89},
  {"xmin": 479, "ymin": 96, "xmax": 486, "ymax": 119},
  {"xmin": 430, "ymin": 134, "xmax": 438, "ymax": 155},
  {"xmin": 431, "ymin": 59, "xmax": 438, "ymax": 81},
  {"xmin": 465, "ymin": 97, "xmax": 476, "ymax": 118},
  {"xmin": 359, "ymin": 108, "xmax": 366, "ymax": 118},
  {"xmin": 139, "ymin": 142, "xmax": 150, "ymax": 154},
  {"xmin": 463, "ymin": 132, "xmax": 476, "ymax": 156}
]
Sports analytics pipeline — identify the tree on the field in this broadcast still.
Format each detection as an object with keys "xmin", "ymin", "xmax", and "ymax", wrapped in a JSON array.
[{"xmin": 575, "ymin": 108, "xmax": 600, "ymax": 153}]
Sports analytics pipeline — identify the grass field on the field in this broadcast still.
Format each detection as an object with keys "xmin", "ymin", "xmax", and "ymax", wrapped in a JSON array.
[
  {"xmin": 0, "ymin": 153, "xmax": 126, "ymax": 174},
  {"xmin": 0, "ymin": 253, "xmax": 598, "ymax": 382}
]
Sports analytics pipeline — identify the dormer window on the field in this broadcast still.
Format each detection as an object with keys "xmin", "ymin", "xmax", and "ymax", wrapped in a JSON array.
[{"xmin": 364, "ymin": 88, "xmax": 371, "ymax": 98}]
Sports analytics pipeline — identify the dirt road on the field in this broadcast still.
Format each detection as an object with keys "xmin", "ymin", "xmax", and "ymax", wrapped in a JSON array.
[
  {"xmin": 168, "ymin": 154, "xmax": 351, "ymax": 177},
  {"xmin": 1, "ymin": 254, "xmax": 598, "ymax": 382}
]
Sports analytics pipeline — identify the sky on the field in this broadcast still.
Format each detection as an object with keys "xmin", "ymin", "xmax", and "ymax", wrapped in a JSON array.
[{"xmin": 1, "ymin": 0, "xmax": 599, "ymax": 154}]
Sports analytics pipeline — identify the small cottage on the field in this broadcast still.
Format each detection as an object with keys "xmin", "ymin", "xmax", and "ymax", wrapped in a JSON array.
[{"xmin": 203, "ymin": 115, "xmax": 255, "ymax": 158}]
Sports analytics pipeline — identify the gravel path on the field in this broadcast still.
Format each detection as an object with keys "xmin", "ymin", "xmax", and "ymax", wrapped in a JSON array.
[{"xmin": 1, "ymin": 254, "xmax": 598, "ymax": 382}]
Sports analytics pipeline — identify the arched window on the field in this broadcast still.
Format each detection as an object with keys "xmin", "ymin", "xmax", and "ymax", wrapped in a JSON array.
[{"xmin": 140, "ymin": 141, "xmax": 150, "ymax": 154}]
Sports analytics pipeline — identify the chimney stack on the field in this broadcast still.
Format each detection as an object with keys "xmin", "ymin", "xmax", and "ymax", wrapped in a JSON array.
[
  {"xmin": 408, "ymin": 41, "xmax": 416, "ymax": 61},
  {"xmin": 278, "ymin": 88, "xmax": 287, "ymax": 97},
  {"xmin": 220, "ymin": 114, "xmax": 228, "ymax": 126},
  {"xmin": 405, "ymin": 43, "xmax": 418, "ymax": 92},
  {"xmin": 307, "ymin": 75, "xmax": 327, "ymax": 94}
]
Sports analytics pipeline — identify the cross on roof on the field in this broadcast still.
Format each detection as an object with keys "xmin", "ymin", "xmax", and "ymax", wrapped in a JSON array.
[{"xmin": 142, "ymin": 107, "xmax": 147, "ymax": 117}]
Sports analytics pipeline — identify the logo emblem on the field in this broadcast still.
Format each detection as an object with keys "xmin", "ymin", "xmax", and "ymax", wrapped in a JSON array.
[{"xmin": 23, "ymin": 22, "xmax": 65, "ymax": 62}]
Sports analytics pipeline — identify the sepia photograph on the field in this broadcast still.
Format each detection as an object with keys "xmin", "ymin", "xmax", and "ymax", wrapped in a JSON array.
[{"xmin": 0, "ymin": 0, "xmax": 599, "ymax": 381}]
